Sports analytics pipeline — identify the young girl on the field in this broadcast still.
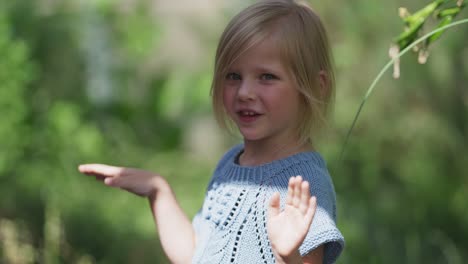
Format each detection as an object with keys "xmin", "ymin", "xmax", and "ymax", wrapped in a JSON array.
[{"xmin": 79, "ymin": 0, "xmax": 344, "ymax": 263}]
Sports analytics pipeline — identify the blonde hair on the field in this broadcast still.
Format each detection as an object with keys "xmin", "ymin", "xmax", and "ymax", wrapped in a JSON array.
[{"xmin": 211, "ymin": 0, "xmax": 335, "ymax": 144}]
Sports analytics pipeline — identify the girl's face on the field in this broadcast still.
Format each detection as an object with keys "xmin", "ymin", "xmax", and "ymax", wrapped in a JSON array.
[{"xmin": 222, "ymin": 38, "xmax": 302, "ymax": 146}]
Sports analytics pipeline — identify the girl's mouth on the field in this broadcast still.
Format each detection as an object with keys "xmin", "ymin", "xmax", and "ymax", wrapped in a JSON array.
[{"xmin": 237, "ymin": 110, "xmax": 261, "ymax": 123}]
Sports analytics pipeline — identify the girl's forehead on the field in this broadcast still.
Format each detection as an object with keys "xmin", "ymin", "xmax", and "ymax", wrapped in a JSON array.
[
  {"xmin": 230, "ymin": 35, "xmax": 288, "ymax": 67},
  {"xmin": 241, "ymin": 39, "xmax": 279, "ymax": 59}
]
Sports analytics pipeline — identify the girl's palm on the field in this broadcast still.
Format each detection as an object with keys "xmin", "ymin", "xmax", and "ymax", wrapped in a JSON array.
[{"xmin": 267, "ymin": 176, "xmax": 317, "ymax": 257}]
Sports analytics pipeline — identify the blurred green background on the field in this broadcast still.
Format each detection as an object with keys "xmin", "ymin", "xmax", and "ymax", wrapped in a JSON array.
[{"xmin": 0, "ymin": 0, "xmax": 467, "ymax": 263}]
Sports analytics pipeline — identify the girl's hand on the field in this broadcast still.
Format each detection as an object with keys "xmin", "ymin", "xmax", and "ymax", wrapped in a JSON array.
[
  {"xmin": 80, "ymin": 164, "xmax": 196, "ymax": 263},
  {"xmin": 267, "ymin": 176, "xmax": 317, "ymax": 263},
  {"xmin": 78, "ymin": 164, "xmax": 162, "ymax": 198}
]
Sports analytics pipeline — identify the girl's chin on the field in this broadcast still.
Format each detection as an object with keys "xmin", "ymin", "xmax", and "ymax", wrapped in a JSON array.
[
  {"xmin": 238, "ymin": 131, "xmax": 264, "ymax": 142},
  {"xmin": 235, "ymin": 124, "xmax": 268, "ymax": 141}
]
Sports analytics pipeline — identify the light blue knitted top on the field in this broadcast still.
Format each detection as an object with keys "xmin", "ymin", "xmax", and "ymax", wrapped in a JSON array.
[{"xmin": 192, "ymin": 144, "xmax": 344, "ymax": 263}]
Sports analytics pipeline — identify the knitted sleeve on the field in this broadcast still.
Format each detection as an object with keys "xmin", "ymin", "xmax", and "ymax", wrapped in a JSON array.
[{"xmin": 265, "ymin": 159, "xmax": 344, "ymax": 264}]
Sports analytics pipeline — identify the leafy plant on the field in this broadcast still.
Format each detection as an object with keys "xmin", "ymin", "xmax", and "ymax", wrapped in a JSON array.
[{"xmin": 341, "ymin": 0, "xmax": 467, "ymax": 159}]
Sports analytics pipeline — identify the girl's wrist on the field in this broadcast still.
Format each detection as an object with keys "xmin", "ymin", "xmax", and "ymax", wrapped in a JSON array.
[
  {"xmin": 273, "ymin": 249, "xmax": 302, "ymax": 264},
  {"xmin": 148, "ymin": 175, "xmax": 169, "ymax": 199}
]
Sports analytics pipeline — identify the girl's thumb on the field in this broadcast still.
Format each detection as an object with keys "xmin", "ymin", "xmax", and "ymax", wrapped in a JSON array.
[
  {"xmin": 104, "ymin": 177, "xmax": 114, "ymax": 186},
  {"xmin": 268, "ymin": 192, "xmax": 281, "ymax": 219}
]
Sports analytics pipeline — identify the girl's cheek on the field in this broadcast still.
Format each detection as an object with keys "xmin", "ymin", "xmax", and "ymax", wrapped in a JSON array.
[{"xmin": 222, "ymin": 87, "xmax": 235, "ymax": 106}]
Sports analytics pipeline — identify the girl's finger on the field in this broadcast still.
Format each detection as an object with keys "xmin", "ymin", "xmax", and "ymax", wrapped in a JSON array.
[
  {"xmin": 305, "ymin": 196, "xmax": 317, "ymax": 225},
  {"xmin": 78, "ymin": 164, "xmax": 124, "ymax": 178},
  {"xmin": 292, "ymin": 176, "xmax": 302, "ymax": 207},
  {"xmin": 299, "ymin": 181, "xmax": 310, "ymax": 215},
  {"xmin": 285, "ymin": 176, "xmax": 295, "ymax": 205}
]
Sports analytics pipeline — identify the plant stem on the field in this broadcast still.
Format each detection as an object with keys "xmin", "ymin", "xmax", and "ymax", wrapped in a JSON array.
[{"xmin": 339, "ymin": 18, "xmax": 468, "ymax": 162}]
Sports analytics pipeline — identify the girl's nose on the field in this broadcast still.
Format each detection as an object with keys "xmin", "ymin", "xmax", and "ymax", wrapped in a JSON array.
[{"xmin": 237, "ymin": 80, "xmax": 256, "ymax": 101}]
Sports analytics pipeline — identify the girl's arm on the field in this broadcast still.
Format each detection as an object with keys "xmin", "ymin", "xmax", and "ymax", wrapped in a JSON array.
[
  {"xmin": 148, "ymin": 176, "xmax": 196, "ymax": 264},
  {"xmin": 78, "ymin": 164, "xmax": 195, "ymax": 264},
  {"xmin": 267, "ymin": 176, "xmax": 320, "ymax": 264},
  {"xmin": 302, "ymin": 246, "xmax": 324, "ymax": 264}
]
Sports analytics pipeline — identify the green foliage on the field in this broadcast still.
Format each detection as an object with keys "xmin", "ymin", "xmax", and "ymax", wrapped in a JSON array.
[
  {"xmin": 392, "ymin": 0, "xmax": 465, "ymax": 63},
  {"xmin": 0, "ymin": 9, "xmax": 35, "ymax": 175},
  {"xmin": 0, "ymin": 1, "xmax": 212, "ymax": 263}
]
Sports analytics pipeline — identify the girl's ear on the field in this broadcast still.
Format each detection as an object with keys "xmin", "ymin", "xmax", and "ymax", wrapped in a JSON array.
[{"xmin": 318, "ymin": 70, "xmax": 328, "ymax": 100}]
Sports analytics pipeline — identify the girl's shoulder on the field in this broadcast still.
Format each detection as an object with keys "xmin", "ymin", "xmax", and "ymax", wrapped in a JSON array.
[{"xmin": 263, "ymin": 150, "xmax": 332, "ymax": 185}]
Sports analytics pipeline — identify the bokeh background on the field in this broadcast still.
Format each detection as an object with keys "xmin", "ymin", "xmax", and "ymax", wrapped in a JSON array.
[{"xmin": 1, "ymin": 0, "xmax": 467, "ymax": 263}]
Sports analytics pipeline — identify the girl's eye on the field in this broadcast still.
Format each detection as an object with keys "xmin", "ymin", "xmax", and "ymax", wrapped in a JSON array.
[
  {"xmin": 260, "ymin": 73, "xmax": 277, "ymax": 81},
  {"xmin": 226, "ymin": 73, "xmax": 241, "ymax": 80}
]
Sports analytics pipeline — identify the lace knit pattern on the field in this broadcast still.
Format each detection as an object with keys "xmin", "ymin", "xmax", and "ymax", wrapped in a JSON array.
[{"xmin": 192, "ymin": 144, "xmax": 344, "ymax": 264}]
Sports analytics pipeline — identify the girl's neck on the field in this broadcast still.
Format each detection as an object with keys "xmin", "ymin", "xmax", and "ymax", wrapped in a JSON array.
[{"xmin": 239, "ymin": 138, "xmax": 314, "ymax": 166}]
